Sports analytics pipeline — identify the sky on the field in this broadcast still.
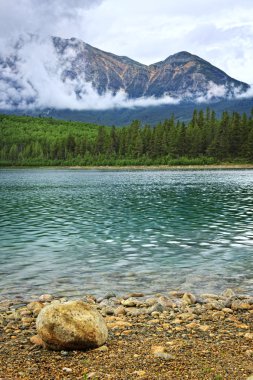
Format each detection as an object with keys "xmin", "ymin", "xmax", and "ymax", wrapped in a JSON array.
[
  {"xmin": 0, "ymin": 0, "xmax": 253, "ymax": 110},
  {"xmin": 0, "ymin": 0, "xmax": 253, "ymax": 84}
]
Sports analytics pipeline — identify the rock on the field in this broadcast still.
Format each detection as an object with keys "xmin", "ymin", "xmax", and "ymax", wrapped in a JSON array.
[
  {"xmin": 102, "ymin": 306, "xmax": 115, "ymax": 316},
  {"xmin": 62, "ymin": 367, "xmax": 72, "ymax": 373},
  {"xmin": 199, "ymin": 325, "xmax": 210, "ymax": 332},
  {"xmin": 36, "ymin": 300, "xmax": 108, "ymax": 350},
  {"xmin": 246, "ymin": 350, "xmax": 253, "ymax": 357},
  {"xmin": 211, "ymin": 311, "xmax": 225, "ymax": 320},
  {"xmin": 231, "ymin": 300, "xmax": 253, "ymax": 310},
  {"xmin": 27, "ymin": 301, "xmax": 43, "ymax": 312},
  {"xmin": 244, "ymin": 333, "xmax": 253, "ymax": 340},
  {"xmin": 126, "ymin": 307, "xmax": 146, "ymax": 316},
  {"xmin": 148, "ymin": 303, "xmax": 164, "ymax": 314},
  {"xmin": 186, "ymin": 322, "xmax": 199, "ymax": 329},
  {"xmin": 144, "ymin": 298, "xmax": 157, "ymax": 306},
  {"xmin": 201, "ymin": 293, "xmax": 220, "ymax": 300},
  {"xmin": 95, "ymin": 345, "xmax": 108, "ymax": 352},
  {"xmin": 132, "ymin": 370, "xmax": 146, "ymax": 377},
  {"xmin": 222, "ymin": 288, "xmax": 236, "ymax": 298},
  {"xmin": 122, "ymin": 292, "xmax": 144, "ymax": 299},
  {"xmin": 107, "ymin": 320, "xmax": 132, "ymax": 329},
  {"xmin": 158, "ymin": 296, "xmax": 174, "ymax": 308},
  {"xmin": 121, "ymin": 298, "xmax": 141, "ymax": 307},
  {"xmin": 114, "ymin": 306, "xmax": 126, "ymax": 316},
  {"xmin": 104, "ymin": 292, "xmax": 117, "ymax": 299},
  {"xmin": 86, "ymin": 372, "xmax": 98, "ymax": 379},
  {"xmin": 246, "ymin": 375, "xmax": 253, "ymax": 380},
  {"xmin": 168, "ymin": 291, "xmax": 185, "ymax": 298},
  {"xmin": 39, "ymin": 294, "xmax": 53, "ymax": 302},
  {"xmin": 151, "ymin": 345, "xmax": 175, "ymax": 360},
  {"xmin": 182, "ymin": 293, "xmax": 196, "ymax": 305},
  {"xmin": 205, "ymin": 301, "xmax": 225, "ymax": 310},
  {"xmin": 30, "ymin": 335, "xmax": 44, "ymax": 346}
]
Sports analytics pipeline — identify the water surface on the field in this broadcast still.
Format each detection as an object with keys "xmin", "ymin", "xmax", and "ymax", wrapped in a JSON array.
[{"xmin": 0, "ymin": 169, "xmax": 253, "ymax": 299}]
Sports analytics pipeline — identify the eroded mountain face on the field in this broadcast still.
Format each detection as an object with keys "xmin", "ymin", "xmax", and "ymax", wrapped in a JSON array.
[
  {"xmin": 0, "ymin": 35, "xmax": 250, "ymax": 110},
  {"xmin": 53, "ymin": 37, "xmax": 249, "ymax": 98}
]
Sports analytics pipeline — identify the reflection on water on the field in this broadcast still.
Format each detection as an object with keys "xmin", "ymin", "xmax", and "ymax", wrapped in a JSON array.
[{"xmin": 0, "ymin": 169, "xmax": 253, "ymax": 299}]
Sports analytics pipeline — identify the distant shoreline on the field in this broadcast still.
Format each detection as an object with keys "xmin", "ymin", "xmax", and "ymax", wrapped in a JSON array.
[{"xmin": 2, "ymin": 164, "xmax": 253, "ymax": 170}]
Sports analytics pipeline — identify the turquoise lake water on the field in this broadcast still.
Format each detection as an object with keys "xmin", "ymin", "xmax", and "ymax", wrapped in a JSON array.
[{"xmin": 0, "ymin": 169, "xmax": 253, "ymax": 299}]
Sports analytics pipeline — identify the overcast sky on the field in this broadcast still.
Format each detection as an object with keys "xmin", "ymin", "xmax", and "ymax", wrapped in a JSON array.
[{"xmin": 0, "ymin": 0, "xmax": 253, "ymax": 84}]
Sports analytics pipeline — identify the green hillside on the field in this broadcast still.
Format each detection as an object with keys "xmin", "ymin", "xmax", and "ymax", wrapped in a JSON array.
[{"xmin": 1, "ymin": 109, "xmax": 253, "ymax": 166}]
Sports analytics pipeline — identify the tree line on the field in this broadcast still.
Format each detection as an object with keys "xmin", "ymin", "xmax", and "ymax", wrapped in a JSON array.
[{"xmin": 0, "ymin": 109, "xmax": 253, "ymax": 166}]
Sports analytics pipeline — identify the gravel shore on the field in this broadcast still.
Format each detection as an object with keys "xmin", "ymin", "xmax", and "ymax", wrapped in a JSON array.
[{"xmin": 0, "ymin": 289, "xmax": 253, "ymax": 380}]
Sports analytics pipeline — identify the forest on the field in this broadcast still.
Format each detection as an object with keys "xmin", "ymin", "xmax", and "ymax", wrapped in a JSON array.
[{"xmin": 0, "ymin": 109, "xmax": 253, "ymax": 166}]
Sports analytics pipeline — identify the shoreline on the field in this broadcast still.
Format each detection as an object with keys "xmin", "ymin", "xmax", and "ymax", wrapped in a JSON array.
[
  {"xmin": 1, "ymin": 289, "xmax": 253, "ymax": 379},
  {"xmin": 1, "ymin": 163, "xmax": 253, "ymax": 170}
]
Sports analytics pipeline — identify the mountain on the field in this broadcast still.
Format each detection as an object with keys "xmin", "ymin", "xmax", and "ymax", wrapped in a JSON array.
[
  {"xmin": 0, "ymin": 35, "xmax": 252, "ymax": 124},
  {"xmin": 52, "ymin": 36, "xmax": 249, "ymax": 99}
]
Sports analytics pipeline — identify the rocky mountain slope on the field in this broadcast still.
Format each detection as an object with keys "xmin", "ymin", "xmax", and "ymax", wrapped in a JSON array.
[
  {"xmin": 53, "ymin": 36, "xmax": 249, "ymax": 98},
  {"xmin": 0, "ymin": 35, "xmax": 250, "ymax": 111}
]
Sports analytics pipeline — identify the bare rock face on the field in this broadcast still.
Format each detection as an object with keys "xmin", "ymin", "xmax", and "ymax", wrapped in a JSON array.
[{"xmin": 36, "ymin": 300, "xmax": 108, "ymax": 350}]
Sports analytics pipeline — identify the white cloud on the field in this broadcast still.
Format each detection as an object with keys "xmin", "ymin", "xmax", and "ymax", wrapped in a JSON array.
[
  {"xmin": 0, "ymin": 0, "xmax": 253, "ymax": 110},
  {"xmin": 0, "ymin": 35, "xmax": 180, "ymax": 111}
]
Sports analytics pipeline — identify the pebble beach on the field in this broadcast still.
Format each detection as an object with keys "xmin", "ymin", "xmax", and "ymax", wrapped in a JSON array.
[{"xmin": 1, "ymin": 289, "xmax": 253, "ymax": 380}]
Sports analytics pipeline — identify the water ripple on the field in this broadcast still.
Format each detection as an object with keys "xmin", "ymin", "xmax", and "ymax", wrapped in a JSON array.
[{"xmin": 0, "ymin": 169, "xmax": 253, "ymax": 298}]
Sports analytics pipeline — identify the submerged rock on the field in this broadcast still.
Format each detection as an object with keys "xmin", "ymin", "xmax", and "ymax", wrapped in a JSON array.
[{"xmin": 36, "ymin": 300, "xmax": 108, "ymax": 350}]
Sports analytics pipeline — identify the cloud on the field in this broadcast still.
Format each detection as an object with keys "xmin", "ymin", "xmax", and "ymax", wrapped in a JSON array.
[
  {"xmin": 0, "ymin": 0, "xmax": 253, "ymax": 84},
  {"xmin": 1, "ymin": 1, "xmax": 253, "ymax": 110},
  {"xmin": 0, "ymin": 35, "xmax": 180, "ymax": 111}
]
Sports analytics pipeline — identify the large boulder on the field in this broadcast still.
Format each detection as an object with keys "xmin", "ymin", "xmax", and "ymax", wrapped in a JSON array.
[{"xmin": 36, "ymin": 300, "xmax": 108, "ymax": 350}]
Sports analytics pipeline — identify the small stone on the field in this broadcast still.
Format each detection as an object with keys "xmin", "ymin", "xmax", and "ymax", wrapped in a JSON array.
[
  {"xmin": 151, "ymin": 346, "xmax": 175, "ymax": 360},
  {"xmin": 201, "ymin": 293, "xmax": 220, "ymax": 300},
  {"xmin": 107, "ymin": 320, "xmax": 132, "ymax": 329},
  {"xmin": 86, "ymin": 372, "xmax": 97, "ymax": 379},
  {"xmin": 21, "ymin": 317, "xmax": 34, "ymax": 324},
  {"xmin": 155, "ymin": 352, "xmax": 175, "ymax": 360},
  {"xmin": 114, "ymin": 306, "xmax": 126, "ymax": 316},
  {"xmin": 182, "ymin": 293, "xmax": 196, "ymax": 305},
  {"xmin": 231, "ymin": 301, "xmax": 253, "ymax": 310},
  {"xmin": 148, "ymin": 303, "xmax": 164, "ymax": 314},
  {"xmin": 246, "ymin": 375, "xmax": 253, "ymax": 380},
  {"xmin": 222, "ymin": 288, "xmax": 236, "ymax": 298},
  {"xmin": 205, "ymin": 301, "xmax": 225, "ymax": 310},
  {"xmin": 121, "ymin": 298, "xmax": 140, "ymax": 307},
  {"xmin": 222, "ymin": 308, "xmax": 233, "ymax": 313},
  {"xmin": 39, "ymin": 294, "xmax": 53, "ymax": 302},
  {"xmin": 62, "ymin": 367, "xmax": 72, "ymax": 373},
  {"xmin": 30, "ymin": 335, "xmax": 44, "ymax": 346},
  {"xmin": 144, "ymin": 298, "xmax": 157, "ymax": 306},
  {"xmin": 158, "ymin": 296, "xmax": 174, "ymax": 308},
  {"xmin": 104, "ymin": 292, "xmax": 117, "ymax": 299},
  {"xmin": 132, "ymin": 370, "xmax": 146, "ymax": 377},
  {"xmin": 186, "ymin": 322, "xmax": 199, "ymax": 329},
  {"xmin": 168, "ymin": 291, "xmax": 185, "ymax": 298},
  {"xmin": 123, "ymin": 292, "xmax": 144, "ymax": 299},
  {"xmin": 245, "ymin": 333, "xmax": 253, "ymax": 340},
  {"xmin": 199, "ymin": 325, "xmax": 210, "ymax": 332},
  {"xmin": 246, "ymin": 350, "xmax": 253, "ymax": 357},
  {"xmin": 211, "ymin": 311, "xmax": 225, "ymax": 320},
  {"xmin": 95, "ymin": 345, "xmax": 108, "ymax": 352},
  {"xmin": 235, "ymin": 323, "xmax": 249, "ymax": 329}
]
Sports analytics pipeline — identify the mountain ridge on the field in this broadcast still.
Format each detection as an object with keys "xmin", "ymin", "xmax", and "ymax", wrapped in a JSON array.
[
  {"xmin": 52, "ymin": 36, "xmax": 249, "ymax": 99},
  {"xmin": 0, "ymin": 34, "xmax": 251, "ymax": 117}
]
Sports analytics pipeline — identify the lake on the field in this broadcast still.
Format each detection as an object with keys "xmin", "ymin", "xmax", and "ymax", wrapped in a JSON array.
[{"xmin": 0, "ymin": 168, "xmax": 253, "ymax": 299}]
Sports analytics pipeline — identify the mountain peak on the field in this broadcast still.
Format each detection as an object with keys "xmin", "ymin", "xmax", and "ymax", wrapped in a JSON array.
[{"xmin": 0, "ymin": 35, "xmax": 250, "ymax": 110}]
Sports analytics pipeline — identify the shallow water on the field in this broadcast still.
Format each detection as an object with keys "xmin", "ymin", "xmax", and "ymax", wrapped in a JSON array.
[{"xmin": 0, "ymin": 168, "xmax": 253, "ymax": 299}]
